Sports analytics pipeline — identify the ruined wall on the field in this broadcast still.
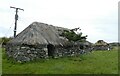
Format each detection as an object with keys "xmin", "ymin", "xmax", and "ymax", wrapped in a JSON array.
[{"xmin": 6, "ymin": 45, "xmax": 84, "ymax": 62}]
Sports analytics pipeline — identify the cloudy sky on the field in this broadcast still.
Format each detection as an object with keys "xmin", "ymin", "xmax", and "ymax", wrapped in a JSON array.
[{"xmin": 0, "ymin": 0, "xmax": 119, "ymax": 43}]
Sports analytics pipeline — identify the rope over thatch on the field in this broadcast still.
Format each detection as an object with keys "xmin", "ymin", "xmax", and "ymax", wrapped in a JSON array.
[{"xmin": 7, "ymin": 22, "xmax": 70, "ymax": 46}]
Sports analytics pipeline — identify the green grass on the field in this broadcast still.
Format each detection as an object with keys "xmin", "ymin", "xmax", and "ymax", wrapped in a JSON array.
[{"xmin": 2, "ymin": 48, "xmax": 118, "ymax": 74}]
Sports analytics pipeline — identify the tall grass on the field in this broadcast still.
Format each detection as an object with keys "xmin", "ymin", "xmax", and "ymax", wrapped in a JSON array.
[{"xmin": 2, "ymin": 48, "xmax": 118, "ymax": 74}]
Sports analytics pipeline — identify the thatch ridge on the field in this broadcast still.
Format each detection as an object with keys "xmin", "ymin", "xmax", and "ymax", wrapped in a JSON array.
[
  {"xmin": 95, "ymin": 40, "xmax": 108, "ymax": 46},
  {"xmin": 8, "ymin": 22, "xmax": 69, "ymax": 46}
]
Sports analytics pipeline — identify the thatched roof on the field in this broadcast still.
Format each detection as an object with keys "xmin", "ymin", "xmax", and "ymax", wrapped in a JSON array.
[
  {"xmin": 8, "ymin": 22, "xmax": 70, "ymax": 46},
  {"xmin": 95, "ymin": 40, "xmax": 108, "ymax": 46}
]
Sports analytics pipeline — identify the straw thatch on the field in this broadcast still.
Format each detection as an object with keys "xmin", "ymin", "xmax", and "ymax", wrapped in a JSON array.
[
  {"xmin": 95, "ymin": 40, "xmax": 108, "ymax": 46},
  {"xmin": 8, "ymin": 22, "xmax": 69, "ymax": 46}
]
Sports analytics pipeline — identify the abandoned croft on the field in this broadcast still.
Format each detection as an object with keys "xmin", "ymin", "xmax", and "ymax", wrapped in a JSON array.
[{"xmin": 6, "ymin": 22, "xmax": 88, "ymax": 62}]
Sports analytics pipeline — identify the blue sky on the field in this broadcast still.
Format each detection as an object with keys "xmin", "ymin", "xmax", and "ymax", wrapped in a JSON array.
[{"xmin": 0, "ymin": 0, "xmax": 119, "ymax": 43}]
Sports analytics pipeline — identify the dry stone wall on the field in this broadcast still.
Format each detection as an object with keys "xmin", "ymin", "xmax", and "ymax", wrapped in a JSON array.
[
  {"xmin": 6, "ymin": 45, "xmax": 48, "ymax": 62},
  {"xmin": 54, "ymin": 46, "xmax": 81, "ymax": 58},
  {"xmin": 6, "ymin": 44, "xmax": 87, "ymax": 62},
  {"xmin": 93, "ymin": 45, "xmax": 111, "ymax": 50}
]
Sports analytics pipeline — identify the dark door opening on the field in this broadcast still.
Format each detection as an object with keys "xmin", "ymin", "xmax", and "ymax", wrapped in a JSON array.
[
  {"xmin": 47, "ymin": 44, "xmax": 55, "ymax": 57},
  {"xmin": 80, "ymin": 45, "xmax": 84, "ymax": 49}
]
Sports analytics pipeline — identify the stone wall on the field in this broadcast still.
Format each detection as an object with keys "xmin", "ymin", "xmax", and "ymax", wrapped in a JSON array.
[
  {"xmin": 53, "ymin": 46, "xmax": 81, "ymax": 58},
  {"xmin": 6, "ymin": 44, "xmax": 87, "ymax": 62},
  {"xmin": 93, "ymin": 45, "xmax": 111, "ymax": 50},
  {"xmin": 6, "ymin": 45, "xmax": 48, "ymax": 62}
]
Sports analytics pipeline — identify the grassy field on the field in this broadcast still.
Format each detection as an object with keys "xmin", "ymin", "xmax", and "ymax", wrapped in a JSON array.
[{"xmin": 1, "ymin": 47, "xmax": 118, "ymax": 74}]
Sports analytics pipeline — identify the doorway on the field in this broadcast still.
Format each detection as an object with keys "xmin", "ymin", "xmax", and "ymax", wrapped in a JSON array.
[{"xmin": 47, "ymin": 44, "xmax": 55, "ymax": 57}]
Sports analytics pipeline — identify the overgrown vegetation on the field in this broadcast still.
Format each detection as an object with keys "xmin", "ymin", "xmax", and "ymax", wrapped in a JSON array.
[
  {"xmin": 2, "ymin": 47, "xmax": 118, "ymax": 74},
  {"xmin": 0, "ymin": 37, "xmax": 12, "ymax": 45},
  {"xmin": 60, "ymin": 27, "xmax": 87, "ymax": 42}
]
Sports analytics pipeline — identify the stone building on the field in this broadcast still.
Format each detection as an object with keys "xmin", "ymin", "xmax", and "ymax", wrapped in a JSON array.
[
  {"xmin": 6, "ymin": 22, "xmax": 85, "ymax": 62},
  {"xmin": 94, "ymin": 40, "xmax": 111, "ymax": 50}
]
